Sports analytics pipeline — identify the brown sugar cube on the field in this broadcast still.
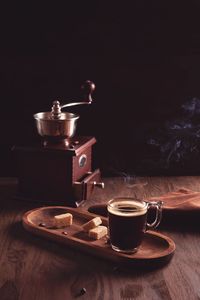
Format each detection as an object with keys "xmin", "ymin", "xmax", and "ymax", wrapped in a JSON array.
[
  {"xmin": 82, "ymin": 217, "xmax": 102, "ymax": 232},
  {"xmin": 88, "ymin": 226, "xmax": 108, "ymax": 240},
  {"xmin": 54, "ymin": 213, "xmax": 73, "ymax": 228}
]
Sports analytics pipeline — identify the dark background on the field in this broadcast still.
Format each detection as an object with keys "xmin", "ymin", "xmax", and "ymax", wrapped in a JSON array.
[{"xmin": 1, "ymin": 1, "xmax": 200, "ymax": 176}]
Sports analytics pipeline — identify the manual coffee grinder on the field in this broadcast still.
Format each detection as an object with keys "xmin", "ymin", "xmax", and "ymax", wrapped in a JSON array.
[{"xmin": 13, "ymin": 80, "xmax": 104, "ymax": 207}]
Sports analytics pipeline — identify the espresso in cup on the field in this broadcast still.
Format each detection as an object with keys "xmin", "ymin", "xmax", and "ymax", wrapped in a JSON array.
[{"xmin": 107, "ymin": 197, "xmax": 162, "ymax": 253}]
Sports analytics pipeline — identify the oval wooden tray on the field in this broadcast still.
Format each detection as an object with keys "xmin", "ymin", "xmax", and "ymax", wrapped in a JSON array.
[{"xmin": 22, "ymin": 206, "xmax": 175, "ymax": 266}]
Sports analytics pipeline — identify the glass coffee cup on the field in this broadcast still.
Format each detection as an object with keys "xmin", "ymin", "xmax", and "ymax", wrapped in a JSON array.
[{"xmin": 107, "ymin": 197, "xmax": 163, "ymax": 253}]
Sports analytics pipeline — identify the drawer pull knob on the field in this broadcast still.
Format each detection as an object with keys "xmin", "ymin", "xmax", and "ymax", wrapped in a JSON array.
[{"xmin": 93, "ymin": 181, "xmax": 105, "ymax": 189}]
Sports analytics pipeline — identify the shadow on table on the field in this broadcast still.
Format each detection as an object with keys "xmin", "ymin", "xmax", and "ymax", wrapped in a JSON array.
[{"xmin": 159, "ymin": 211, "xmax": 200, "ymax": 233}]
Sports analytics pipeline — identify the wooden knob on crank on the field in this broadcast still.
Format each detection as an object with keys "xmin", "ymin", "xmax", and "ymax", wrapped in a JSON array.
[{"xmin": 81, "ymin": 80, "xmax": 95, "ymax": 103}]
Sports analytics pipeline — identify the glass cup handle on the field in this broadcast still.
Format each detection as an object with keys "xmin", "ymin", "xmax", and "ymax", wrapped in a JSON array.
[{"xmin": 146, "ymin": 201, "xmax": 163, "ymax": 229}]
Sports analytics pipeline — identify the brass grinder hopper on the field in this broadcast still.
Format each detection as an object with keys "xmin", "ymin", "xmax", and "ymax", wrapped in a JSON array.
[{"xmin": 34, "ymin": 80, "xmax": 95, "ymax": 147}]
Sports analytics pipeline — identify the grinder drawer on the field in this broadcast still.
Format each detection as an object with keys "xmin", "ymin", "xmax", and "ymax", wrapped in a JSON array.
[{"xmin": 73, "ymin": 169, "xmax": 104, "ymax": 205}]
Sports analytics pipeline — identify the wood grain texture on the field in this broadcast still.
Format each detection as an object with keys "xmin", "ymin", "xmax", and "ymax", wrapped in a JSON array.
[{"xmin": 0, "ymin": 176, "xmax": 200, "ymax": 299}]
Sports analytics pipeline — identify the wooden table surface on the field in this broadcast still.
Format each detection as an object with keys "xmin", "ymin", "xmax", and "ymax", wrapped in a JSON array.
[{"xmin": 1, "ymin": 176, "xmax": 200, "ymax": 300}]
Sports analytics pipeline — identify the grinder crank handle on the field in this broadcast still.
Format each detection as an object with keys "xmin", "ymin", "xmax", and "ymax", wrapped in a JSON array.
[
  {"xmin": 51, "ymin": 80, "xmax": 95, "ymax": 118},
  {"xmin": 60, "ymin": 80, "xmax": 95, "ymax": 108}
]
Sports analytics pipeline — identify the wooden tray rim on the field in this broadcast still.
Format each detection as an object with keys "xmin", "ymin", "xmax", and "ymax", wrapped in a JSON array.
[{"xmin": 22, "ymin": 206, "xmax": 176, "ymax": 263}]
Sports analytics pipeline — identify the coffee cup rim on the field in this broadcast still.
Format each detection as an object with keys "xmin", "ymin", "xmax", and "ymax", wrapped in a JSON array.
[{"xmin": 107, "ymin": 197, "xmax": 148, "ymax": 212}]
